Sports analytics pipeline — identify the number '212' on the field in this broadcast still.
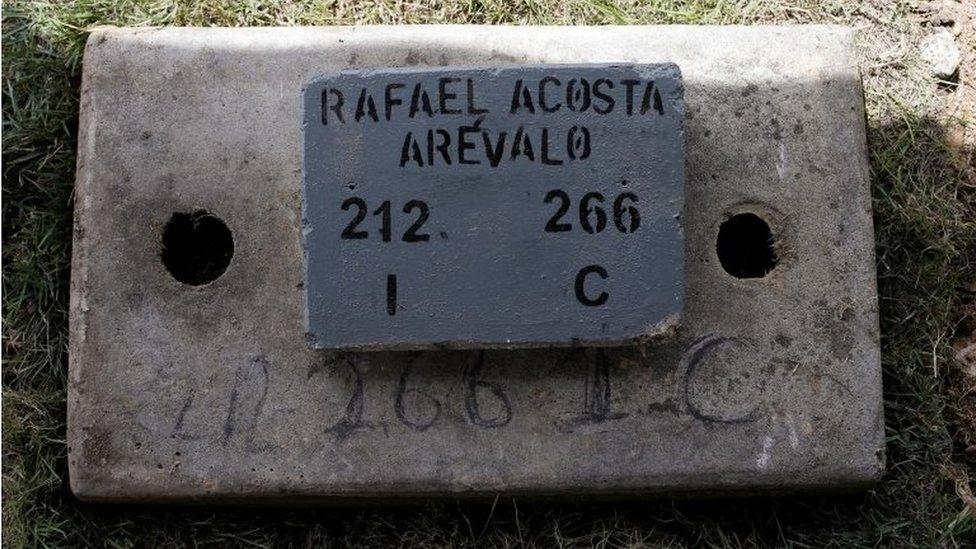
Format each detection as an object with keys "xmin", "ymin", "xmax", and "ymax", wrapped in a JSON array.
[{"xmin": 340, "ymin": 197, "xmax": 430, "ymax": 242}]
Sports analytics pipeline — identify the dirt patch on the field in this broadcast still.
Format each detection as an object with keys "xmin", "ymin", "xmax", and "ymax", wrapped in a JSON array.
[
  {"xmin": 915, "ymin": 0, "xmax": 976, "ymax": 513},
  {"xmin": 916, "ymin": 1, "xmax": 976, "ymax": 169}
]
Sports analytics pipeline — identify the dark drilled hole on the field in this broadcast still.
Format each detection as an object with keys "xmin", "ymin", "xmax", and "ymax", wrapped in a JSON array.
[
  {"xmin": 716, "ymin": 212, "xmax": 777, "ymax": 279},
  {"xmin": 161, "ymin": 210, "xmax": 234, "ymax": 286}
]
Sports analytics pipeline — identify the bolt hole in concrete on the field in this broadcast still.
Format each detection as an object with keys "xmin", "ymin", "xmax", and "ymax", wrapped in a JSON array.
[
  {"xmin": 160, "ymin": 210, "xmax": 234, "ymax": 285},
  {"xmin": 716, "ymin": 212, "xmax": 778, "ymax": 279}
]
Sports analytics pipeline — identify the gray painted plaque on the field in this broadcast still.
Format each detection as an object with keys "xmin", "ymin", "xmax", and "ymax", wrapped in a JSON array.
[{"xmin": 302, "ymin": 65, "xmax": 684, "ymax": 349}]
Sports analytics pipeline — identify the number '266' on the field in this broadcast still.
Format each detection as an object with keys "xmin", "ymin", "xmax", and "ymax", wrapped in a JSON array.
[{"xmin": 544, "ymin": 190, "xmax": 640, "ymax": 234}]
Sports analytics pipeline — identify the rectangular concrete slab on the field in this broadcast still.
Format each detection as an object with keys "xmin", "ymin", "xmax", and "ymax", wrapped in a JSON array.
[
  {"xmin": 68, "ymin": 25, "xmax": 884, "ymax": 502},
  {"xmin": 302, "ymin": 65, "xmax": 685, "ymax": 349}
]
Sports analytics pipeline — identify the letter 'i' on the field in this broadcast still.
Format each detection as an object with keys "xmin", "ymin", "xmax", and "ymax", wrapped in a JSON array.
[{"xmin": 387, "ymin": 274, "xmax": 397, "ymax": 316}]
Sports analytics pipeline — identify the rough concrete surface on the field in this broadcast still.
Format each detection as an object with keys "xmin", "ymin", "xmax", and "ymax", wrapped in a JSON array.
[{"xmin": 68, "ymin": 25, "xmax": 883, "ymax": 502}]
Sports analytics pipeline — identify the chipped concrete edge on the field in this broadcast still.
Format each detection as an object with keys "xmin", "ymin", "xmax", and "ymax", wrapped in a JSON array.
[
  {"xmin": 67, "ymin": 28, "xmax": 108, "ymax": 497},
  {"xmin": 849, "ymin": 26, "xmax": 887, "ymax": 480}
]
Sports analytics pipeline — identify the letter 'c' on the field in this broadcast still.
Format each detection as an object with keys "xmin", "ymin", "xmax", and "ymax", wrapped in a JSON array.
[{"xmin": 575, "ymin": 265, "xmax": 608, "ymax": 306}]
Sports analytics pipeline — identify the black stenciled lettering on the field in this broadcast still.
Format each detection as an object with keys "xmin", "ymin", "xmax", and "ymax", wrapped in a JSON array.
[
  {"xmin": 483, "ymin": 129, "xmax": 508, "ymax": 168},
  {"xmin": 621, "ymin": 79, "xmax": 639, "ymax": 116},
  {"xmin": 539, "ymin": 76, "xmax": 562, "ymax": 112},
  {"xmin": 546, "ymin": 191, "xmax": 639, "ymax": 234},
  {"xmin": 340, "ymin": 198, "xmax": 430, "ymax": 241},
  {"xmin": 373, "ymin": 200, "xmax": 392, "ymax": 242},
  {"xmin": 438, "ymin": 77, "xmax": 461, "ymax": 114},
  {"xmin": 575, "ymin": 265, "xmax": 608, "ymax": 306},
  {"xmin": 386, "ymin": 274, "xmax": 397, "ymax": 315},
  {"xmin": 613, "ymin": 192, "xmax": 641, "ymax": 232},
  {"xmin": 640, "ymin": 81, "xmax": 664, "ymax": 115},
  {"xmin": 394, "ymin": 122, "xmax": 599, "ymax": 169},
  {"xmin": 354, "ymin": 88, "xmax": 379, "ymax": 122},
  {"xmin": 466, "ymin": 78, "xmax": 488, "ymax": 114},
  {"xmin": 464, "ymin": 351, "xmax": 512, "ymax": 429},
  {"xmin": 434, "ymin": 129, "xmax": 452, "ymax": 165},
  {"xmin": 321, "ymin": 88, "xmax": 344, "ymax": 124},
  {"xmin": 458, "ymin": 117, "xmax": 483, "ymax": 165},
  {"xmin": 409, "ymin": 83, "xmax": 435, "ymax": 118},
  {"xmin": 566, "ymin": 78, "xmax": 591, "ymax": 112},
  {"xmin": 567, "ymin": 126, "xmax": 591, "ymax": 160},
  {"xmin": 384, "ymin": 83, "xmax": 404, "ymax": 120},
  {"xmin": 402, "ymin": 200, "xmax": 430, "ymax": 242},
  {"xmin": 579, "ymin": 192, "xmax": 606, "ymax": 234},
  {"xmin": 592, "ymin": 79, "xmax": 615, "ymax": 114},
  {"xmin": 544, "ymin": 189, "xmax": 572, "ymax": 232},
  {"xmin": 399, "ymin": 132, "xmax": 424, "ymax": 167},
  {"xmin": 540, "ymin": 128, "xmax": 563, "ymax": 165},
  {"xmin": 509, "ymin": 79, "xmax": 535, "ymax": 114},
  {"xmin": 340, "ymin": 197, "xmax": 368, "ymax": 239},
  {"xmin": 510, "ymin": 126, "xmax": 535, "ymax": 161}
]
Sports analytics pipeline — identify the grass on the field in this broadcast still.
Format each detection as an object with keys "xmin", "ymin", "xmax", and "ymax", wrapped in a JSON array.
[{"xmin": 3, "ymin": 0, "xmax": 974, "ymax": 547}]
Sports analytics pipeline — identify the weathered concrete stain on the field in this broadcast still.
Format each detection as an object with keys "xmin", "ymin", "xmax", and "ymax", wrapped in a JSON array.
[{"xmin": 68, "ymin": 26, "xmax": 883, "ymax": 503}]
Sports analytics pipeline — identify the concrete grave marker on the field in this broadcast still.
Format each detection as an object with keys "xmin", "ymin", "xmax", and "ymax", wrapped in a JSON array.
[
  {"xmin": 68, "ymin": 26, "xmax": 884, "ymax": 502},
  {"xmin": 302, "ymin": 65, "xmax": 684, "ymax": 349}
]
